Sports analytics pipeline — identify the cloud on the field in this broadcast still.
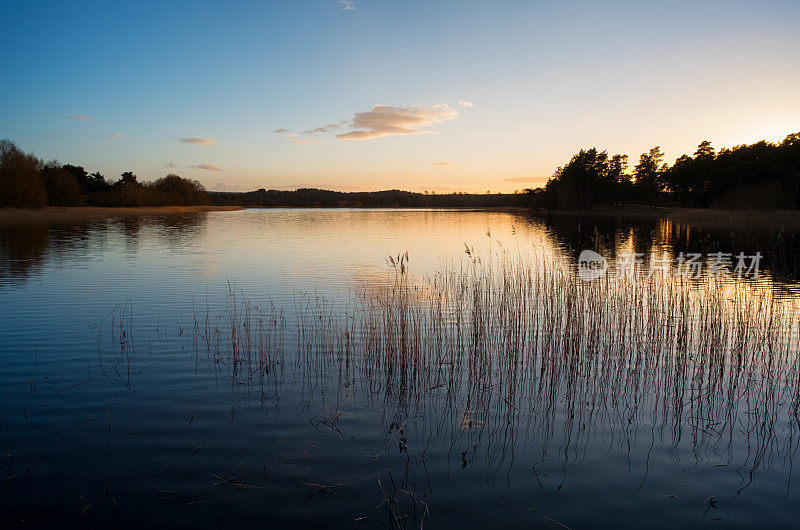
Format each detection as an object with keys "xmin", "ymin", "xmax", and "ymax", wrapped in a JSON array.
[
  {"xmin": 458, "ymin": 101, "xmax": 474, "ymax": 108},
  {"xmin": 43, "ymin": 133, "xmax": 62, "ymax": 138},
  {"xmin": 163, "ymin": 162, "xmax": 177, "ymax": 168},
  {"xmin": 502, "ymin": 176, "xmax": 541, "ymax": 183},
  {"xmin": 106, "ymin": 133, "xmax": 124, "ymax": 140},
  {"xmin": 273, "ymin": 121, "xmax": 349, "ymax": 136},
  {"xmin": 273, "ymin": 129, "xmax": 299, "ymax": 139},
  {"xmin": 65, "ymin": 115, "xmax": 95, "ymax": 121},
  {"xmin": 193, "ymin": 163, "xmax": 223, "ymax": 171},
  {"xmin": 177, "ymin": 137, "xmax": 216, "ymax": 146},
  {"xmin": 433, "ymin": 161, "xmax": 456, "ymax": 166},
  {"xmin": 302, "ymin": 121, "xmax": 347, "ymax": 135},
  {"xmin": 336, "ymin": 104, "xmax": 458, "ymax": 140},
  {"xmin": 339, "ymin": 1, "xmax": 356, "ymax": 10}
]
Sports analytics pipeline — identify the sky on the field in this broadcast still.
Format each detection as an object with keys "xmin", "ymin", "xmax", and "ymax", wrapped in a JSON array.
[{"xmin": 1, "ymin": 0, "xmax": 799, "ymax": 193}]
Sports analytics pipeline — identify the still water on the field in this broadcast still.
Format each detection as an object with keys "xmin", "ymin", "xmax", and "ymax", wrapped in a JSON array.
[{"xmin": 1, "ymin": 209, "xmax": 800, "ymax": 528}]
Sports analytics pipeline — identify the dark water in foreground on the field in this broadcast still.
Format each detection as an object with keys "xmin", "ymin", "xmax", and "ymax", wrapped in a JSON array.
[{"xmin": 2, "ymin": 209, "xmax": 800, "ymax": 528}]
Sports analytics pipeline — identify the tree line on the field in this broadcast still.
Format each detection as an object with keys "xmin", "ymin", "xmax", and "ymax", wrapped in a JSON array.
[
  {"xmin": 0, "ymin": 139, "xmax": 209, "ymax": 208},
  {"xmin": 530, "ymin": 132, "xmax": 800, "ymax": 210},
  {"xmin": 3, "ymin": 133, "xmax": 799, "ymax": 210},
  {"xmin": 209, "ymin": 188, "xmax": 527, "ymax": 208}
]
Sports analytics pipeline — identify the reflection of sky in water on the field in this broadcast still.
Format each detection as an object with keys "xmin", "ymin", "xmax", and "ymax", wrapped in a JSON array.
[
  {"xmin": 3, "ymin": 209, "xmax": 799, "ymax": 296},
  {"xmin": 1, "ymin": 209, "xmax": 800, "ymax": 527},
  {"xmin": 0, "ymin": 209, "xmax": 556, "ymax": 311}
]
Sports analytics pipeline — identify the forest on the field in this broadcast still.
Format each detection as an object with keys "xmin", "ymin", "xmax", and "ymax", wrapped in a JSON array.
[
  {"xmin": 0, "ymin": 139, "xmax": 208, "ymax": 207},
  {"xmin": 209, "ymin": 188, "xmax": 525, "ymax": 208},
  {"xmin": 531, "ymin": 132, "xmax": 800, "ymax": 210}
]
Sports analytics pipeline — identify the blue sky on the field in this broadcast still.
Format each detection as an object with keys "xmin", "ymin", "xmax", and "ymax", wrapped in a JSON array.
[{"xmin": 2, "ymin": 0, "xmax": 799, "ymax": 192}]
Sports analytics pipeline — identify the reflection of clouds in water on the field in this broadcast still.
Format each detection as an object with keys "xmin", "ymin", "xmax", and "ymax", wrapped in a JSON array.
[
  {"xmin": 278, "ymin": 246, "xmax": 800, "ymax": 509},
  {"xmin": 37, "ymin": 212, "xmax": 800, "ymax": 526},
  {"xmin": 459, "ymin": 410, "xmax": 484, "ymax": 430},
  {"xmin": 195, "ymin": 253, "xmax": 219, "ymax": 280}
]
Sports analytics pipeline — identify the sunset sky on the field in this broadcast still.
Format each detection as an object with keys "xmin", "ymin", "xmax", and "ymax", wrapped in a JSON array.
[{"xmin": 2, "ymin": 0, "xmax": 799, "ymax": 193}]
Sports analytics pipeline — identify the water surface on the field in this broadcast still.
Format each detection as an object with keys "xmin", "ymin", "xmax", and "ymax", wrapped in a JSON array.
[{"xmin": 2, "ymin": 209, "xmax": 800, "ymax": 528}]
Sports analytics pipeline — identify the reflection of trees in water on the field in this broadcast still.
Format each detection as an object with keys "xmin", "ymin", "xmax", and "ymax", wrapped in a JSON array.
[
  {"xmin": 0, "ymin": 223, "xmax": 50, "ymax": 282},
  {"xmin": 0, "ymin": 214, "xmax": 207, "ymax": 285},
  {"xmin": 110, "ymin": 213, "xmax": 206, "ymax": 250},
  {"xmin": 0, "ymin": 221, "xmax": 100, "ymax": 284},
  {"xmin": 186, "ymin": 250, "xmax": 800, "ymax": 524},
  {"xmin": 529, "ymin": 213, "xmax": 800, "ymax": 291}
]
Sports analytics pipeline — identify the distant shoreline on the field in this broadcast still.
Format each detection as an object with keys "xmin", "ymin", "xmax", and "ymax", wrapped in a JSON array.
[{"xmin": 0, "ymin": 205, "xmax": 243, "ymax": 224}]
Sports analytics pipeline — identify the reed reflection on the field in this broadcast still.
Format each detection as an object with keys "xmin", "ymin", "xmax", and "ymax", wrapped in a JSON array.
[{"xmin": 145, "ymin": 245, "xmax": 800, "ymax": 525}]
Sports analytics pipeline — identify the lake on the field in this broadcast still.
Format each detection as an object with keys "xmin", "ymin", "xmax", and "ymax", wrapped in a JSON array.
[{"xmin": 2, "ymin": 208, "xmax": 800, "ymax": 528}]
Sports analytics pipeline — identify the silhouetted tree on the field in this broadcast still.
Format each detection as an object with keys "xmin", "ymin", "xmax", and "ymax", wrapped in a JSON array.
[
  {"xmin": 782, "ymin": 133, "xmax": 800, "ymax": 209},
  {"xmin": 117, "ymin": 171, "xmax": 139, "ymax": 188},
  {"xmin": 41, "ymin": 163, "xmax": 83, "ymax": 206},
  {"xmin": 548, "ymin": 148, "xmax": 609, "ymax": 209},
  {"xmin": 661, "ymin": 154, "xmax": 694, "ymax": 206},
  {"xmin": 0, "ymin": 140, "xmax": 47, "ymax": 207},
  {"xmin": 634, "ymin": 146, "xmax": 665, "ymax": 207},
  {"xmin": 3, "ymin": 132, "xmax": 800, "ymax": 211},
  {"xmin": 606, "ymin": 153, "xmax": 631, "ymax": 205},
  {"xmin": 151, "ymin": 174, "xmax": 209, "ymax": 205},
  {"xmin": 60, "ymin": 164, "xmax": 110, "ymax": 195}
]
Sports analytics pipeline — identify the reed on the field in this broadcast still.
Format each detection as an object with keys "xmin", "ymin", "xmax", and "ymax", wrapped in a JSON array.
[
  {"xmin": 100, "ymin": 243, "xmax": 800, "ymax": 526},
  {"xmin": 288, "ymin": 244, "xmax": 800, "ymax": 512}
]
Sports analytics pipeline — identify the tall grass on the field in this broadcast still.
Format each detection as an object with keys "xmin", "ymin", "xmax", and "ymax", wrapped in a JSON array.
[
  {"xmin": 174, "ymin": 244, "xmax": 800, "ymax": 474},
  {"xmin": 103, "ymin": 244, "xmax": 800, "ymax": 525},
  {"xmin": 289, "ymin": 245, "xmax": 800, "ymax": 477}
]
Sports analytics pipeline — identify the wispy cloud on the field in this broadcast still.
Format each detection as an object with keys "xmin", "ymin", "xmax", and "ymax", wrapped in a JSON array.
[
  {"xmin": 107, "ymin": 133, "xmax": 124, "ymax": 140},
  {"xmin": 336, "ymin": 104, "xmax": 458, "ymax": 140},
  {"xmin": 339, "ymin": 1, "xmax": 356, "ymax": 11},
  {"xmin": 274, "ymin": 122, "xmax": 347, "ymax": 137},
  {"xmin": 163, "ymin": 162, "xmax": 177, "ymax": 168},
  {"xmin": 433, "ymin": 161, "xmax": 456, "ymax": 166},
  {"xmin": 193, "ymin": 163, "xmax": 223, "ymax": 171},
  {"xmin": 458, "ymin": 101, "xmax": 474, "ymax": 108},
  {"xmin": 65, "ymin": 115, "xmax": 95, "ymax": 121},
  {"xmin": 302, "ymin": 121, "xmax": 347, "ymax": 135},
  {"xmin": 177, "ymin": 137, "xmax": 216, "ymax": 146}
]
